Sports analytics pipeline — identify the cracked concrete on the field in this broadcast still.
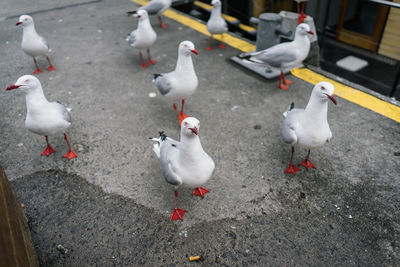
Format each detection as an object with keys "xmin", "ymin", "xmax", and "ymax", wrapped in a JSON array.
[{"xmin": 1, "ymin": 0, "xmax": 399, "ymax": 265}]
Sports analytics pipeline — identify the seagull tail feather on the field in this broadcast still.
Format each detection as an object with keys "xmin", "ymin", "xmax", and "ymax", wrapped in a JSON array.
[
  {"xmin": 151, "ymin": 131, "xmax": 167, "ymax": 158},
  {"xmin": 283, "ymin": 102, "xmax": 295, "ymax": 117}
]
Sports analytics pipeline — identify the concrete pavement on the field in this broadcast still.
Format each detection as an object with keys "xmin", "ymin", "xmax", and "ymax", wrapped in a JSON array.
[{"xmin": 0, "ymin": 0, "xmax": 399, "ymax": 265}]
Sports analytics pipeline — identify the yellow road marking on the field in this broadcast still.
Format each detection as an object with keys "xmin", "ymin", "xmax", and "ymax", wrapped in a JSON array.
[
  {"xmin": 291, "ymin": 68, "xmax": 400, "ymax": 123},
  {"xmin": 239, "ymin": 23, "xmax": 257, "ymax": 33},
  {"xmin": 131, "ymin": 0, "xmax": 400, "ymax": 123}
]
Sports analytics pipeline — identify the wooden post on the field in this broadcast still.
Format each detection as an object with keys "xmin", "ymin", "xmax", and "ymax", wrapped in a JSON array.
[{"xmin": 0, "ymin": 165, "xmax": 39, "ymax": 266}]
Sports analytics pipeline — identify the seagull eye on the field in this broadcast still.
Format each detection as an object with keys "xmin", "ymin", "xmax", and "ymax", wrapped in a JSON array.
[
  {"xmin": 321, "ymin": 86, "xmax": 326, "ymax": 90},
  {"xmin": 183, "ymin": 122, "xmax": 188, "ymax": 126},
  {"xmin": 25, "ymin": 79, "xmax": 30, "ymax": 82}
]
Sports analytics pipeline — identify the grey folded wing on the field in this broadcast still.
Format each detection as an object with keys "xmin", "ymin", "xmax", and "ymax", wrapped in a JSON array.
[
  {"xmin": 126, "ymin": 31, "xmax": 136, "ymax": 46},
  {"xmin": 154, "ymin": 74, "xmax": 172, "ymax": 95},
  {"xmin": 281, "ymin": 109, "xmax": 302, "ymax": 145},
  {"xmin": 39, "ymin": 35, "xmax": 49, "ymax": 50},
  {"xmin": 251, "ymin": 45, "xmax": 298, "ymax": 67},
  {"xmin": 160, "ymin": 139, "xmax": 182, "ymax": 186},
  {"xmin": 140, "ymin": 0, "xmax": 164, "ymax": 15},
  {"xmin": 53, "ymin": 101, "xmax": 71, "ymax": 123}
]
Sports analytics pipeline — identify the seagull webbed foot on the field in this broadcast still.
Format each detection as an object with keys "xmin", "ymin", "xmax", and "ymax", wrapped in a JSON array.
[
  {"xmin": 32, "ymin": 68, "xmax": 42, "ymax": 74},
  {"xmin": 284, "ymin": 164, "xmax": 300, "ymax": 175},
  {"xmin": 300, "ymin": 159, "xmax": 316, "ymax": 170},
  {"xmin": 171, "ymin": 208, "xmax": 187, "ymax": 221},
  {"xmin": 193, "ymin": 187, "xmax": 209, "ymax": 198},
  {"xmin": 47, "ymin": 65, "xmax": 55, "ymax": 72},
  {"xmin": 64, "ymin": 149, "xmax": 78, "ymax": 160},
  {"xmin": 41, "ymin": 144, "xmax": 55, "ymax": 156}
]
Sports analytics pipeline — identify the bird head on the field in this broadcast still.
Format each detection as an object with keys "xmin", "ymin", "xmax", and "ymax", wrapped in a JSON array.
[
  {"xmin": 135, "ymin": 10, "xmax": 148, "ymax": 20},
  {"xmin": 181, "ymin": 117, "xmax": 200, "ymax": 137},
  {"xmin": 16, "ymin": 15, "xmax": 33, "ymax": 26},
  {"xmin": 313, "ymin": 82, "xmax": 337, "ymax": 105},
  {"xmin": 6, "ymin": 75, "xmax": 40, "ymax": 93},
  {"xmin": 211, "ymin": 0, "xmax": 221, "ymax": 7},
  {"xmin": 179, "ymin": 40, "xmax": 198, "ymax": 56},
  {"xmin": 296, "ymin": 23, "xmax": 314, "ymax": 36}
]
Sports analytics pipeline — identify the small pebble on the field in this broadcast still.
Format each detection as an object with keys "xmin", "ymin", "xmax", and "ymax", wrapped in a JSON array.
[
  {"xmin": 149, "ymin": 92, "xmax": 157, "ymax": 98},
  {"xmin": 74, "ymin": 144, "xmax": 84, "ymax": 152},
  {"xmin": 57, "ymin": 244, "xmax": 68, "ymax": 254},
  {"xmin": 254, "ymin": 124, "xmax": 262, "ymax": 130}
]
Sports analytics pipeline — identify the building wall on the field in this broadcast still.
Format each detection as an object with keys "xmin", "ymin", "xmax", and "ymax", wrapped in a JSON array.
[{"xmin": 378, "ymin": 0, "xmax": 400, "ymax": 60}]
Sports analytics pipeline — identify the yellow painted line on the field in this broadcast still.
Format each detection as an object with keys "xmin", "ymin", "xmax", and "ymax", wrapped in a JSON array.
[
  {"xmin": 239, "ymin": 23, "xmax": 257, "ymax": 33},
  {"xmin": 291, "ymin": 68, "xmax": 400, "ymax": 123},
  {"xmin": 131, "ymin": 0, "xmax": 400, "ymax": 123},
  {"xmin": 193, "ymin": 1, "xmax": 239, "ymax": 23},
  {"xmin": 131, "ymin": 0, "xmax": 255, "ymax": 52}
]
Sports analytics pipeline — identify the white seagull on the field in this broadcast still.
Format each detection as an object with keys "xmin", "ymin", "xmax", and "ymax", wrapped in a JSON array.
[
  {"xmin": 239, "ymin": 23, "xmax": 314, "ymax": 90},
  {"xmin": 152, "ymin": 117, "xmax": 215, "ymax": 220},
  {"xmin": 16, "ymin": 15, "xmax": 55, "ymax": 74},
  {"xmin": 281, "ymin": 82, "xmax": 337, "ymax": 175},
  {"xmin": 126, "ymin": 10, "xmax": 157, "ymax": 68},
  {"xmin": 6, "ymin": 75, "xmax": 77, "ymax": 160},
  {"xmin": 206, "ymin": 0, "xmax": 228, "ymax": 50},
  {"xmin": 127, "ymin": 0, "xmax": 171, "ymax": 28},
  {"xmin": 153, "ymin": 41, "xmax": 199, "ymax": 125}
]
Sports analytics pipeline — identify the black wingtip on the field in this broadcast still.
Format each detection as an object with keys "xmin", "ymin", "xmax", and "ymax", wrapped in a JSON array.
[
  {"xmin": 153, "ymin": 73, "xmax": 162, "ymax": 80},
  {"xmin": 127, "ymin": 10, "xmax": 137, "ymax": 16},
  {"xmin": 159, "ymin": 131, "xmax": 167, "ymax": 141},
  {"xmin": 289, "ymin": 102, "xmax": 294, "ymax": 111},
  {"xmin": 238, "ymin": 54, "xmax": 251, "ymax": 61}
]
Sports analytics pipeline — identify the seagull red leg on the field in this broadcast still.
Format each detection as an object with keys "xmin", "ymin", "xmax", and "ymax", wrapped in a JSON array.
[
  {"xmin": 63, "ymin": 133, "xmax": 77, "ymax": 160},
  {"xmin": 158, "ymin": 15, "xmax": 168, "ymax": 28},
  {"xmin": 205, "ymin": 36, "xmax": 213, "ymax": 50},
  {"xmin": 300, "ymin": 149, "xmax": 316, "ymax": 170},
  {"xmin": 171, "ymin": 189, "xmax": 186, "ymax": 221},
  {"xmin": 147, "ymin": 48, "xmax": 157, "ymax": 65},
  {"xmin": 178, "ymin": 99, "xmax": 190, "ymax": 126},
  {"xmin": 218, "ymin": 34, "xmax": 225, "ymax": 48},
  {"xmin": 46, "ymin": 56, "xmax": 55, "ymax": 71},
  {"xmin": 41, "ymin": 136, "xmax": 55, "ymax": 156},
  {"xmin": 32, "ymin": 57, "xmax": 42, "ymax": 74},
  {"xmin": 193, "ymin": 187, "xmax": 209, "ymax": 198},
  {"xmin": 279, "ymin": 71, "xmax": 289, "ymax": 90},
  {"xmin": 139, "ymin": 52, "xmax": 148, "ymax": 68},
  {"xmin": 282, "ymin": 72, "xmax": 293, "ymax": 85},
  {"xmin": 285, "ymin": 146, "xmax": 300, "ymax": 175}
]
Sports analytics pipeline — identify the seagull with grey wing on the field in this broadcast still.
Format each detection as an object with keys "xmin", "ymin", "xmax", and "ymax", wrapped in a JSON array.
[
  {"xmin": 239, "ymin": 23, "xmax": 313, "ymax": 90},
  {"xmin": 152, "ymin": 117, "xmax": 215, "ymax": 221},
  {"xmin": 281, "ymin": 82, "xmax": 337, "ymax": 175},
  {"xmin": 206, "ymin": 0, "xmax": 228, "ymax": 50},
  {"xmin": 16, "ymin": 15, "xmax": 55, "ymax": 74},
  {"xmin": 6, "ymin": 75, "xmax": 77, "ymax": 160},
  {"xmin": 153, "ymin": 41, "xmax": 199, "ymax": 125},
  {"xmin": 127, "ymin": 0, "xmax": 171, "ymax": 28}
]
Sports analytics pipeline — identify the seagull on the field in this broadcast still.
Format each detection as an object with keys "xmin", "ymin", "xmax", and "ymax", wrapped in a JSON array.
[
  {"xmin": 239, "ymin": 23, "xmax": 314, "ymax": 90},
  {"xmin": 6, "ymin": 75, "xmax": 77, "ymax": 160},
  {"xmin": 152, "ymin": 117, "xmax": 215, "ymax": 221},
  {"xmin": 294, "ymin": 0, "xmax": 308, "ymax": 24},
  {"xmin": 127, "ymin": 0, "xmax": 171, "ymax": 28},
  {"xmin": 206, "ymin": 0, "xmax": 228, "ymax": 50},
  {"xmin": 126, "ymin": 10, "xmax": 157, "ymax": 68},
  {"xmin": 153, "ymin": 41, "xmax": 199, "ymax": 125},
  {"xmin": 16, "ymin": 15, "xmax": 55, "ymax": 74},
  {"xmin": 281, "ymin": 82, "xmax": 337, "ymax": 175}
]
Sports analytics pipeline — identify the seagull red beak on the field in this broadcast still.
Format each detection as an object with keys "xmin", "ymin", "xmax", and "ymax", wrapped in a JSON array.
[
  {"xmin": 189, "ymin": 126, "xmax": 198, "ymax": 135},
  {"xmin": 191, "ymin": 49, "xmax": 199, "ymax": 55},
  {"xmin": 327, "ymin": 94, "xmax": 337, "ymax": 105},
  {"xmin": 6, "ymin": 84, "xmax": 22, "ymax": 91},
  {"xmin": 307, "ymin": 30, "xmax": 314, "ymax": 35},
  {"xmin": 16, "ymin": 21, "xmax": 22, "ymax": 26}
]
